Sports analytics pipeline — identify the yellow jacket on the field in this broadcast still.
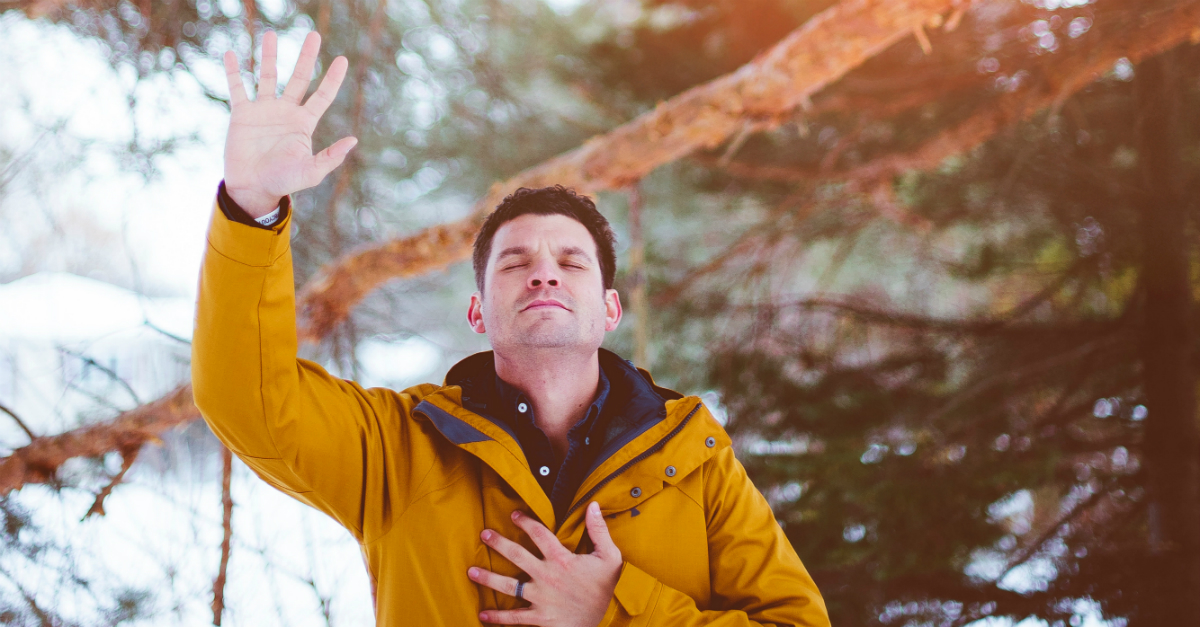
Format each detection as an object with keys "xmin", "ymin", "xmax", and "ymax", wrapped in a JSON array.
[{"xmin": 192, "ymin": 199, "xmax": 829, "ymax": 626}]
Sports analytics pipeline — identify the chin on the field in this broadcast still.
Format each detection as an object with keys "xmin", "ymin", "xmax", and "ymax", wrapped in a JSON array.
[
  {"xmin": 515, "ymin": 333, "xmax": 583, "ymax": 349},
  {"xmin": 500, "ymin": 326, "xmax": 595, "ymax": 350}
]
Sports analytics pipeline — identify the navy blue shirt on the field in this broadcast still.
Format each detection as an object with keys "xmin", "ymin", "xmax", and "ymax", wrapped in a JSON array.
[
  {"xmin": 448, "ymin": 350, "xmax": 678, "ymax": 523},
  {"xmin": 491, "ymin": 368, "xmax": 611, "ymax": 519}
]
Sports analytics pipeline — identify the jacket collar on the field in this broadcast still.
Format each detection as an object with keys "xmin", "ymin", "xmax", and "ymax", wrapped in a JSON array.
[
  {"xmin": 441, "ymin": 348, "xmax": 681, "ymax": 452},
  {"xmin": 412, "ymin": 349, "xmax": 721, "ymax": 532}
]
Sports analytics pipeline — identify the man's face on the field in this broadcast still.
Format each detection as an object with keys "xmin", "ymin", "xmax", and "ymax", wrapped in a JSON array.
[{"xmin": 467, "ymin": 214, "xmax": 621, "ymax": 354}]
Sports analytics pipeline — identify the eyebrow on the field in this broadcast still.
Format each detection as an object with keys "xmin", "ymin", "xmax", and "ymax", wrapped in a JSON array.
[
  {"xmin": 495, "ymin": 245, "xmax": 595, "ymax": 263},
  {"xmin": 496, "ymin": 246, "xmax": 530, "ymax": 262},
  {"xmin": 558, "ymin": 246, "xmax": 594, "ymax": 261}
]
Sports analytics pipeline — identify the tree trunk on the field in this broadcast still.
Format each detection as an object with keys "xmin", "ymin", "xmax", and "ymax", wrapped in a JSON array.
[
  {"xmin": 1134, "ymin": 51, "xmax": 1200, "ymax": 626},
  {"xmin": 627, "ymin": 184, "xmax": 649, "ymax": 368}
]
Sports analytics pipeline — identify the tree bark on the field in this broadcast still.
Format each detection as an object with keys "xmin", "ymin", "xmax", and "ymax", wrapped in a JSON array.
[
  {"xmin": 1134, "ymin": 51, "xmax": 1200, "ymax": 626},
  {"xmin": 7, "ymin": 0, "xmax": 1200, "ymax": 496},
  {"xmin": 0, "ymin": 384, "xmax": 197, "ymax": 496},
  {"xmin": 627, "ymin": 184, "xmax": 648, "ymax": 368},
  {"xmin": 294, "ymin": 0, "xmax": 1200, "ymax": 341},
  {"xmin": 295, "ymin": 0, "xmax": 964, "ymax": 340},
  {"xmin": 211, "ymin": 446, "xmax": 234, "ymax": 626}
]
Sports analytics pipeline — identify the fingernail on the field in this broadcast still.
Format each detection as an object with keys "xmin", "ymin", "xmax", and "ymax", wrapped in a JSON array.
[
  {"xmin": 479, "ymin": 612, "xmax": 489, "ymax": 621},
  {"xmin": 511, "ymin": 510, "xmax": 521, "ymax": 521},
  {"xmin": 481, "ymin": 529, "xmax": 492, "ymax": 541},
  {"xmin": 589, "ymin": 501, "xmax": 600, "ymax": 515},
  {"xmin": 468, "ymin": 567, "xmax": 478, "ymax": 578}
]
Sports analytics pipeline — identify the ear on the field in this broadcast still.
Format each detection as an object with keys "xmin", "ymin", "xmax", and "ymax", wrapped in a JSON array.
[
  {"xmin": 467, "ymin": 292, "xmax": 487, "ymax": 334},
  {"xmin": 604, "ymin": 289, "xmax": 622, "ymax": 332}
]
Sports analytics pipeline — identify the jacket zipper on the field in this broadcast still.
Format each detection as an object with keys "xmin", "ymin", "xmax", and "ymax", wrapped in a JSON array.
[{"xmin": 565, "ymin": 402, "xmax": 703, "ymax": 518}]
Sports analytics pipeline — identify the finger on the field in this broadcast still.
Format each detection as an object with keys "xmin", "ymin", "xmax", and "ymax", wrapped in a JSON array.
[
  {"xmin": 466, "ymin": 567, "xmax": 522, "ymax": 598},
  {"xmin": 257, "ymin": 30, "xmax": 278, "ymax": 99},
  {"xmin": 585, "ymin": 501, "xmax": 620, "ymax": 560},
  {"xmin": 223, "ymin": 51, "xmax": 249, "ymax": 107},
  {"xmin": 479, "ymin": 609, "xmax": 539, "ymax": 625},
  {"xmin": 480, "ymin": 529, "xmax": 541, "ymax": 574},
  {"xmin": 281, "ymin": 30, "xmax": 322, "ymax": 103},
  {"xmin": 302, "ymin": 136, "xmax": 357, "ymax": 188},
  {"xmin": 302, "ymin": 55, "xmax": 348, "ymax": 120},
  {"xmin": 512, "ymin": 510, "xmax": 572, "ymax": 562}
]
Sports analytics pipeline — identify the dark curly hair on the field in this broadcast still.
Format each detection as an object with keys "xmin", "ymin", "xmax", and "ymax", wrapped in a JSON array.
[{"xmin": 472, "ymin": 185, "xmax": 617, "ymax": 293}]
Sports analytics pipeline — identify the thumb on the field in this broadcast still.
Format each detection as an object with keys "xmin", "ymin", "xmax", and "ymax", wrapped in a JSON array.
[
  {"xmin": 305, "ymin": 136, "xmax": 358, "ymax": 186},
  {"xmin": 585, "ymin": 502, "xmax": 619, "ymax": 559}
]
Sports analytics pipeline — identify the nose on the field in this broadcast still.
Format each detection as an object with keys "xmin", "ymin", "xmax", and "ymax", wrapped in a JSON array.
[{"xmin": 526, "ymin": 256, "xmax": 561, "ymax": 289}]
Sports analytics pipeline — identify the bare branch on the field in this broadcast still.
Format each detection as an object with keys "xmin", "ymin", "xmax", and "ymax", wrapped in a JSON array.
[
  {"xmin": 82, "ymin": 446, "xmax": 139, "ymax": 519},
  {"xmin": 836, "ymin": 0, "xmax": 1200, "ymax": 185},
  {"xmin": 212, "ymin": 446, "xmax": 234, "ymax": 626},
  {"xmin": 0, "ymin": 384, "xmax": 196, "ymax": 496},
  {"xmin": 0, "ymin": 400, "xmax": 36, "ymax": 443},
  {"xmin": 143, "ymin": 319, "xmax": 192, "ymax": 345},
  {"xmin": 323, "ymin": 0, "xmax": 390, "ymax": 257},
  {"xmin": 298, "ymin": 0, "xmax": 1200, "ymax": 340},
  {"xmin": 61, "ymin": 348, "xmax": 142, "ymax": 405},
  {"xmin": 6, "ymin": 0, "xmax": 1200, "ymax": 492},
  {"xmin": 652, "ymin": 186, "xmax": 816, "ymax": 307},
  {"xmin": 295, "ymin": 0, "xmax": 964, "ymax": 340}
]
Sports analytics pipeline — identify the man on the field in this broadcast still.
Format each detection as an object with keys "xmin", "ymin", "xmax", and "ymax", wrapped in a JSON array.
[{"xmin": 193, "ymin": 30, "xmax": 829, "ymax": 627}]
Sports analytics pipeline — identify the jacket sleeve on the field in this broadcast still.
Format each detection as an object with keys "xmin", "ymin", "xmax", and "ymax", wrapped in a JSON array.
[
  {"xmin": 598, "ymin": 447, "xmax": 830, "ymax": 627},
  {"xmin": 191, "ymin": 191, "xmax": 436, "ymax": 544}
]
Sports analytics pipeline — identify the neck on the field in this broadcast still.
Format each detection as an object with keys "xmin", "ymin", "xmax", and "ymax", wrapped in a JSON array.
[{"xmin": 494, "ymin": 348, "xmax": 601, "ymax": 460}]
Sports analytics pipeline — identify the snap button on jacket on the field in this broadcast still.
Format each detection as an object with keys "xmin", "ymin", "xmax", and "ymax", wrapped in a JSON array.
[{"xmin": 192, "ymin": 199, "xmax": 830, "ymax": 626}]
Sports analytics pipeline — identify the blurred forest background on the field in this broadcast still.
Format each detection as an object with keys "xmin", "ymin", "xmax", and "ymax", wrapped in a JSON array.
[{"xmin": 1, "ymin": 0, "xmax": 1198, "ymax": 625}]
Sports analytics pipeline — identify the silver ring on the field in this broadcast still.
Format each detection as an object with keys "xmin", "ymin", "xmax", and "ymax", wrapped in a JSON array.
[{"xmin": 514, "ymin": 581, "xmax": 526, "ymax": 600}]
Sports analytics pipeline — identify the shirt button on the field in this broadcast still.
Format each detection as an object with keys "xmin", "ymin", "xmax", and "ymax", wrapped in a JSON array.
[
  {"xmin": 539, "ymin": 466, "xmax": 550, "ymax": 476},
  {"xmin": 705, "ymin": 437, "xmax": 716, "ymax": 448},
  {"xmin": 665, "ymin": 465, "xmax": 677, "ymax": 477},
  {"xmin": 518, "ymin": 403, "xmax": 528, "ymax": 413},
  {"xmin": 630, "ymin": 487, "xmax": 642, "ymax": 498}
]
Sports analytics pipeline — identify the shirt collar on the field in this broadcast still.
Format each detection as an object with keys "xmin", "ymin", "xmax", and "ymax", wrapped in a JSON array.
[{"xmin": 493, "ymin": 363, "xmax": 612, "ymax": 437}]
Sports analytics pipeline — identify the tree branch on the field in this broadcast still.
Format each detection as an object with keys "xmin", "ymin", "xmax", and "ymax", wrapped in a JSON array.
[
  {"xmin": 323, "ymin": 0, "xmax": 389, "ymax": 257},
  {"xmin": 211, "ymin": 446, "xmax": 233, "ymax": 626},
  {"xmin": 61, "ymin": 348, "xmax": 142, "ymax": 406},
  {"xmin": 994, "ymin": 482, "xmax": 1116, "ymax": 586},
  {"xmin": 6, "ymin": 0, "xmax": 1200, "ymax": 494},
  {"xmin": 656, "ymin": 0, "xmax": 1200, "ymax": 308},
  {"xmin": 295, "ymin": 0, "xmax": 964, "ymax": 340},
  {"xmin": 0, "ymin": 384, "xmax": 196, "ymax": 495},
  {"xmin": 83, "ymin": 445, "xmax": 139, "ymax": 519},
  {"xmin": 0, "ymin": 400, "xmax": 36, "ymax": 443}
]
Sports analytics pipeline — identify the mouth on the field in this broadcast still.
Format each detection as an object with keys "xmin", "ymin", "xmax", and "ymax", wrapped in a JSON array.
[{"xmin": 521, "ymin": 299, "xmax": 569, "ymax": 312}]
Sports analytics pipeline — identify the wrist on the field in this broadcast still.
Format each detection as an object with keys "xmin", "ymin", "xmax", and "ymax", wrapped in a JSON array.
[{"xmin": 225, "ymin": 184, "xmax": 283, "ymax": 219}]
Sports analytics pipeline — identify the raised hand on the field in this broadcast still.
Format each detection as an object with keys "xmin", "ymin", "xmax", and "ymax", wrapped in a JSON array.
[
  {"xmin": 469, "ymin": 503, "xmax": 623, "ymax": 627},
  {"xmin": 222, "ymin": 30, "xmax": 357, "ymax": 218}
]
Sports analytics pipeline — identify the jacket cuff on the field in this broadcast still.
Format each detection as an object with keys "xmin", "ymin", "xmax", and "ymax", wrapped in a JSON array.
[
  {"xmin": 217, "ymin": 180, "xmax": 288, "ymax": 229},
  {"xmin": 207, "ymin": 184, "xmax": 293, "ymax": 267},
  {"xmin": 598, "ymin": 561, "xmax": 660, "ymax": 625}
]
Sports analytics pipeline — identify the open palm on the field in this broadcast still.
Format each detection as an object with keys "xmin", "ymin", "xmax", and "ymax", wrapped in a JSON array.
[{"xmin": 223, "ymin": 30, "xmax": 357, "ymax": 217}]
